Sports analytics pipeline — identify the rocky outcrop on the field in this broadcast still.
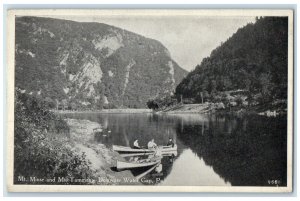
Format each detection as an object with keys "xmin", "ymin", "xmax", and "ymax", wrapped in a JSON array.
[{"xmin": 15, "ymin": 16, "xmax": 187, "ymax": 109}]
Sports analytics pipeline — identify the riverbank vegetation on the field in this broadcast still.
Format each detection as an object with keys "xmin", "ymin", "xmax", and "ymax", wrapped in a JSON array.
[
  {"xmin": 146, "ymin": 96, "xmax": 178, "ymax": 111},
  {"xmin": 14, "ymin": 89, "xmax": 94, "ymax": 184},
  {"xmin": 14, "ymin": 88, "xmax": 138, "ymax": 185},
  {"xmin": 175, "ymin": 17, "xmax": 288, "ymax": 114}
]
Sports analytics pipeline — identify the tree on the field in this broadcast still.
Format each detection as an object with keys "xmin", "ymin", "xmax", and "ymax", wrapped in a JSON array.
[
  {"xmin": 258, "ymin": 73, "xmax": 273, "ymax": 103},
  {"xmin": 175, "ymin": 17, "xmax": 288, "ymax": 110},
  {"xmin": 236, "ymin": 96, "xmax": 244, "ymax": 107},
  {"xmin": 44, "ymin": 97, "xmax": 56, "ymax": 109},
  {"xmin": 208, "ymin": 80, "xmax": 217, "ymax": 94}
]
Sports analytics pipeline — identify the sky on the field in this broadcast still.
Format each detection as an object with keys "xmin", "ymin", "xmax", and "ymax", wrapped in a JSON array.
[{"xmin": 43, "ymin": 15, "xmax": 255, "ymax": 72}]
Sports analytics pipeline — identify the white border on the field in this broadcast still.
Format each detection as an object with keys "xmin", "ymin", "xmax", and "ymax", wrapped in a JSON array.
[{"xmin": 6, "ymin": 9, "xmax": 294, "ymax": 193}]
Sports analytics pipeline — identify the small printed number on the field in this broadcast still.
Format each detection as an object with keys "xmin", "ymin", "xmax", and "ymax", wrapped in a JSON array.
[{"xmin": 268, "ymin": 180, "xmax": 281, "ymax": 185}]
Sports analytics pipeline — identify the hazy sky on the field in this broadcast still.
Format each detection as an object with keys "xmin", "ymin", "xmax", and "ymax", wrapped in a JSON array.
[{"xmin": 44, "ymin": 15, "xmax": 255, "ymax": 71}]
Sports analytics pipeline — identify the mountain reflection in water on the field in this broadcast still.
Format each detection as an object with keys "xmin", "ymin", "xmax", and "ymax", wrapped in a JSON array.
[
  {"xmin": 62, "ymin": 112, "xmax": 287, "ymax": 186},
  {"xmin": 159, "ymin": 149, "xmax": 231, "ymax": 186}
]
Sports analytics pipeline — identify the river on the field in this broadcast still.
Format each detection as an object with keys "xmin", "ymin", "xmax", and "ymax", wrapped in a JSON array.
[{"xmin": 62, "ymin": 112, "xmax": 287, "ymax": 186}]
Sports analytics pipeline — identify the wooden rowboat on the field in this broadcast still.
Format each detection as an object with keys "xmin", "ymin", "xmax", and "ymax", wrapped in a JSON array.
[
  {"xmin": 160, "ymin": 144, "xmax": 177, "ymax": 152},
  {"xmin": 119, "ymin": 152, "xmax": 154, "ymax": 157},
  {"xmin": 120, "ymin": 150, "xmax": 177, "ymax": 158},
  {"xmin": 113, "ymin": 145, "xmax": 154, "ymax": 153},
  {"xmin": 113, "ymin": 144, "xmax": 177, "ymax": 153},
  {"xmin": 116, "ymin": 156, "xmax": 162, "ymax": 171},
  {"xmin": 135, "ymin": 164, "xmax": 159, "ymax": 180}
]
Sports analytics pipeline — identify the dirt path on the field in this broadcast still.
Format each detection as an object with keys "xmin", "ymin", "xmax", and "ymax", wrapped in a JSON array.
[{"xmin": 66, "ymin": 118, "xmax": 140, "ymax": 185}]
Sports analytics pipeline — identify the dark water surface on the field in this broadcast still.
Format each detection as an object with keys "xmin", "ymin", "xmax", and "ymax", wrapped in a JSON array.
[{"xmin": 62, "ymin": 112, "xmax": 287, "ymax": 186}]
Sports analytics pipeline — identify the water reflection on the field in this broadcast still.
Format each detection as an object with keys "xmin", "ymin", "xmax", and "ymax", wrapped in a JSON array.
[
  {"xmin": 124, "ymin": 151, "xmax": 178, "ymax": 185},
  {"xmin": 62, "ymin": 112, "xmax": 287, "ymax": 186},
  {"xmin": 176, "ymin": 114, "xmax": 287, "ymax": 186},
  {"xmin": 160, "ymin": 149, "xmax": 231, "ymax": 186}
]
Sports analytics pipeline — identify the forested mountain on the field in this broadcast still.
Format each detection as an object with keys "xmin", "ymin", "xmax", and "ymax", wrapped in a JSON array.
[
  {"xmin": 15, "ymin": 16, "xmax": 187, "ymax": 109},
  {"xmin": 176, "ymin": 17, "xmax": 288, "ymax": 110}
]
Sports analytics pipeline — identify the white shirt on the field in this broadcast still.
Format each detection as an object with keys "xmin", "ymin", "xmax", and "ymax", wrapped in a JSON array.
[
  {"xmin": 133, "ymin": 140, "xmax": 139, "ymax": 147},
  {"xmin": 147, "ymin": 141, "xmax": 157, "ymax": 149}
]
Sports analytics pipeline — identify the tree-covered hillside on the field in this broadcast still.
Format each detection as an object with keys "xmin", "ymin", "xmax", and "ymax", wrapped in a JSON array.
[
  {"xmin": 176, "ymin": 17, "xmax": 288, "ymax": 110},
  {"xmin": 15, "ymin": 16, "xmax": 187, "ymax": 109}
]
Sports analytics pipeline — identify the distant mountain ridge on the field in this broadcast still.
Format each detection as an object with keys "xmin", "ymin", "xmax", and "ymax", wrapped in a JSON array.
[{"xmin": 15, "ymin": 16, "xmax": 187, "ymax": 109}]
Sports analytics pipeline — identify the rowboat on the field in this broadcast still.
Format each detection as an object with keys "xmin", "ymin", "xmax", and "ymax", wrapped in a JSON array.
[
  {"xmin": 160, "ymin": 144, "xmax": 177, "ymax": 152},
  {"xmin": 113, "ymin": 144, "xmax": 177, "ymax": 153},
  {"xmin": 119, "ymin": 152, "xmax": 154, "ymax": 157},
  {"xmin": 135, "ymin": 164, "xmax": 160, "ymax": 180},
  {"xmin": 113, "ymin": 145, "xmax": 154, "ymax": 153},
  {"xmin": 120, "ymin": 150, "xmax": 177, "ymax": 158},
  {"xmin": 116, "ymin": 156, "xmax": 162, "ymax": 171}
]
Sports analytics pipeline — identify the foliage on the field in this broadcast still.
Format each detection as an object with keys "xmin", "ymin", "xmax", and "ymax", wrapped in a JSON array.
[
  {"xmin": 14, "ymin": 89, "xmax": 94, "ymax": 184},
  {"xmin": 176, "ymin": 17, "xmax": 288, "ymax": 109},
  {"xmin": 147, "ymin": 96, "xmax": 178, "ymax": 111},
  {"xmin": 15, "ymin": 16, "xmax": 187, "ymax": 109}
]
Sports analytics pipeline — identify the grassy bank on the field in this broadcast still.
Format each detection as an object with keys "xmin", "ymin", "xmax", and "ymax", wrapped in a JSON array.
[
  {"xmin": 14, "ymin": 89, "xmax": 138, "ymax": 185},
  {"xmin": 158, "ymin": 102, "xmax": 286, "ymax": 117},
  {"xmin": 14, "ymin": 90, "xmax": 92, "ymax": 184},
  {"xmin": 65, "ymin": 118, "xmax": 139, "ymax": 185},
  {"xmin": 158, "ymin": 103, "xmax": 221, "ymax": 114}
]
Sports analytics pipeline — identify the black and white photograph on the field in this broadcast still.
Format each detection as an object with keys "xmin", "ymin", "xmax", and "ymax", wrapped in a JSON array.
[{"xmin": 6, "ymin": 9, "xmax": 293, "ymax": 192}]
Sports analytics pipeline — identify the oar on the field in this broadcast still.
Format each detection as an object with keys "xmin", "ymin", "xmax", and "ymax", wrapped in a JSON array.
[{"xmin": 135, "ymin": 163, "xmax": 160, "ymax": 180}]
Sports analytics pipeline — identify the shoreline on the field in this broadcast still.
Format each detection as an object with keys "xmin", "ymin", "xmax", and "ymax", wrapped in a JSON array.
[
  {"xmin": 54, "ymin": 104, "xmax": 286, "ymax": 117},
  {"xmin": 65, "ymin": 118, "xmax": 140, "ymax": 185},
  {"xmin": 157, "ymin": 103, "xmax": 286, "ymax": 117},
  {"xmin": 54, "ymin": 108, "xmax": 153, "ymax": 114}
]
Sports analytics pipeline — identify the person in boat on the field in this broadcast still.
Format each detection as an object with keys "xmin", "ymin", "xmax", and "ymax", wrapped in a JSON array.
[
  {"xmin": 129, "ymin": 156, "xmax": 139, "ymax": 162},
  {"xmin": 147, "ymin": 139, "xmax": 157, "ymax": 149},
  {"xmin": 133, "ymin": 139, "xmax": 141, "ymax": 149},
  {"xmin": 147, "ymin": 149, "xmax": 161, "ymax": 161},
  {"xmin": 155, "ymin": 148, "xmax": 162, "ymax": 157},
  {"xmin": 166, "ymin": 138, "xmax": 175, "ymax": 147},
  {"xmin": 168, "ymin": 153, "xmax": 176, "ymax": 163},
  {"xmin": 155, "ymin": 164, "xmax": 163, "ymax": 173}
]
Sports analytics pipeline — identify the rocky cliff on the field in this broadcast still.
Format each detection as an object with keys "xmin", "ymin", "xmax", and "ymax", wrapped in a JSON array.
[{"xmin": 15, "ymin": 16, "xmax": 187, "ymax": 109}]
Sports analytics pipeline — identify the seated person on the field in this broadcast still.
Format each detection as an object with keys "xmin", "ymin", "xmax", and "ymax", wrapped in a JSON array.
[
  {"xmin": 147, "ymin": 139, "xmax": 157, "ymax": 149},
  {"xmin": 166, "ymin": 138, "xmax": 175, "ymax": 147},
  {"xmin": 133, "ymin": 139, "xmax": 141, "ymax": 149}
]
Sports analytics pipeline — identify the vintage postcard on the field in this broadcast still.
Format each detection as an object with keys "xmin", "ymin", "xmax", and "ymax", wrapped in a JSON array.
[{"xmin": 6, "ymin": 9, "xmax": 294, "ymax": 192}]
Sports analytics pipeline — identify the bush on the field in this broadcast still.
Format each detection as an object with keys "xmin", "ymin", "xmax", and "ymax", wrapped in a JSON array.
[
  {"xmin": 14, "ymin": 89, "xmax": 94, "ymax": 184},
  {"xmin": 147, "ymin": 96, "xmax": 178, "ymax": 111},
  {"xmin": 236, "ymin": 96, "xmax": 244, "ymax": 107}
]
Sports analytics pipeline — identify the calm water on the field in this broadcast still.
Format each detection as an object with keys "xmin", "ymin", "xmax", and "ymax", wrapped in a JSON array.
[{"xmin": 62, "ymin": 112, "xmax": 287, "ymax": 186}]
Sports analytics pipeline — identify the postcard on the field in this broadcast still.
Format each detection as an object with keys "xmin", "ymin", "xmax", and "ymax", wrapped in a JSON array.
[{"xmin": 6, "ymin": 9, "xmax": 294, "ymax": 192}]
